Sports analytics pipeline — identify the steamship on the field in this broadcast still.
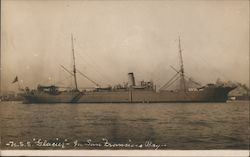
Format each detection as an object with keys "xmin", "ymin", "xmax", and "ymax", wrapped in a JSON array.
[{"xmin": 22, "ymin": 37, "xmax": 236, "ymax": 103}]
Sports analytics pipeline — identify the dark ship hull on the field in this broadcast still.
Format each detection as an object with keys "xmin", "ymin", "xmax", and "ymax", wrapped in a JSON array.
[{"xmin": 23, "ymin": 86, "xmax": 234, "ymax": 103}]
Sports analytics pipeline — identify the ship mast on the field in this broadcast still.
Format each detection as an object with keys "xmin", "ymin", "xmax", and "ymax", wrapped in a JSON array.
[
  {"xmin": 178, "ymin": 36, "xmax": 186, "ymax": 92},
  {"xmin": 0, "ymin": 40, "xmax": 1, "ymax": 95},
  {"xmin": 71, "ymin": 34, "xmax": 79, "ymax": 91}
]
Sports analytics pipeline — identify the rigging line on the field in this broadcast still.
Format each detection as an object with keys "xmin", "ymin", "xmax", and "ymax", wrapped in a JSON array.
[
  {"xmin": 52, "ymin": 35, "xmax": 108, "ymax": 84},
  {"xmin": 74, "ymin": 44, "xmax": 113, "ymax": 82},
  {"xmin": 170, "ymin": 65, "xmax": 201, "ymax": 86},
  {"xmin": 163, "ymin": 76, "xmax": 180, "ymax": 90},
  {"xmin": 71, "ymin": 53, "xmax": 106, "ymax": 84},
  {"xmin": 184, "ymin": 76, "xmax": 201, "ymax": 87},
  {"xmin": 73, "ymin": 45, "xmax": 99, "ymax": 67},
  {"xmin": 69, "ymin": 41, "xmax": 112, "ymax": 84},
  {"xmin": 173, "ymin": 38, "xmax": 228, "ymax": 82},
  {"xmin": 73, "ymin": 52, "xmax": 100, "ymax": 74},
  {"xmin": 65, "ymin": 0, "xmax": 106, "ymax": 81},
  {"xmin": 186, "ymin": 51, "xmax": 229, "ymax": 81},
  {"xmin": 159, "ymin": 67, "xmax": 181, "ymax": 90},
  {"xmin": 164, "ymin": 76, "xmax": 182, "ymax": 90},
  {"xmin": 159, "ymin": 74, "xmax": 179, "ymax": 90},
  {"xmin": 67, "ymin": 59, "xmax": 103, "ymax": 87},
  {"xmin": 151, "ymin": 68, "xmax": 176, "ymax": 86},
  {"xmin": 76, "ymin": 69, "xmax": 100, "ymax": 87},
  {"xmin": 160, "ymin": 74, "xmax": 180, "ymax": 89},
  {"xmin": 74, "ymin": 51, "xmax": 112, "ymax": 84},
  {"xmin": 159, "ymin": 73, "xmax": 180, "ymax": 90},
  {"xmin": 69, "ymin": 0, "xmax": 85, "ymax": 34},
  {"xmin": 60, "ymin": 63, "xmax": 100, "ymax": 87},
  {"xmin": 60, "ymin": 65, "xmax": 74, "ymax": 76},
  {"xmin": 59, "ymin": 65, "xmax": 75, "ymax": 88},
  {"xmin": 183, "ymin": 74, "xmax": 201, "ymax": 86},
  {"xmin": 74, "ymin": 46, "xmax": 110, "ymax": 73}
]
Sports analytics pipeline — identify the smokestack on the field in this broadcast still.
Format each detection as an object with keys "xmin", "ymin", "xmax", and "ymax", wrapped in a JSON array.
[{"xmin": 128, "ymin": 72, "xmax": 136, "ymax": 87}]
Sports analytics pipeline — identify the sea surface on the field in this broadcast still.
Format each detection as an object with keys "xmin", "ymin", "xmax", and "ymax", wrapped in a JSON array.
[{"xmin": 0, "ymin": 101, "xmax": 249, "ymax": 150}]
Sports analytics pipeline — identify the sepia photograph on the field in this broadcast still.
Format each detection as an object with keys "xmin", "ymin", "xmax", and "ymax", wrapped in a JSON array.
[{"xmin": 0, "ymin": 0, "xmax": 249, "ymax": 156}]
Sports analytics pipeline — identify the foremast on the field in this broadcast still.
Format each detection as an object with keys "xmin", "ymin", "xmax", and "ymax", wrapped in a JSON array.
[{"xmin": 71, "ymin": 34, "xmax": 79, "ymax": 91}]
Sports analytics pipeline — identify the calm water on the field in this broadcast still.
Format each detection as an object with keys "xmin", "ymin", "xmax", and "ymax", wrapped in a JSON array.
[{"xmin": 0, "ymin": 101, "xmax": 249, "ymax": 150}]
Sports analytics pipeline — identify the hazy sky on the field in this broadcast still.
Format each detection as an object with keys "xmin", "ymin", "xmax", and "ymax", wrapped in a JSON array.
[{"xmin": 1, "ymin": 0, "xmax": 249, "ymax": 91}]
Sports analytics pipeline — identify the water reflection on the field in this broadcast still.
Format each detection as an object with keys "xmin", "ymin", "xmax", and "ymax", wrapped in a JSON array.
[{"xmin": 0, "ymin": 101, "xmax": 249, "ymax": 149}]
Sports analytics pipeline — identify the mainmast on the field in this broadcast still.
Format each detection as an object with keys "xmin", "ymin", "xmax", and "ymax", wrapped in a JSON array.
[
  {"xmin": 178, "ymin": 36, "xmax": 186, "ymax": 92},
  {"xmin": 71, "ymin": 34, "xmax": 79, "ymax": 91},
  {"xmin": 0, "ymin": 40, "xmax": 1, "ymax": 95}
]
